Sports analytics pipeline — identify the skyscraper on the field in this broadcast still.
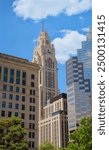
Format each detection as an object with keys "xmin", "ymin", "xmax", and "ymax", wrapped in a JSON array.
[
  {"xmin": 66, "ymin": 29, "xmax": 92, "ymax": 133},
  {"xmin": 33, "ymin": 30, "xmax": 68, "ymax": 148}
]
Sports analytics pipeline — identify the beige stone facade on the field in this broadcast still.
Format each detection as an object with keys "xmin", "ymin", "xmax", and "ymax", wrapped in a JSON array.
[
  {"xmin": 0, "ymin": 53, "xmax": 39, "ymax": 150},
  {"xmin": 33, "ymin": 31, "xmax": 68, "ymax": 148},
  {"xmin": 39, "ymin": 93, "xmax": 68, "ymax": 148}
]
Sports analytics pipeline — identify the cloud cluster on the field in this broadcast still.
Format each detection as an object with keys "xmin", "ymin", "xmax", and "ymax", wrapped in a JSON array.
[
  {"xmin": 52, "ymin": 30, "xmax": 86, "ymax": 64},
  {"xmin": 13, "ymin": 0, "xmax": 91, "ymax": 21}
]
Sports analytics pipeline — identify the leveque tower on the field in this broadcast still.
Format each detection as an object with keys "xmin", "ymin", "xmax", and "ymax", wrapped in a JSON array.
[{"xmin": 33, "ymin": 30, "xmax": 68, "ymax": 148}]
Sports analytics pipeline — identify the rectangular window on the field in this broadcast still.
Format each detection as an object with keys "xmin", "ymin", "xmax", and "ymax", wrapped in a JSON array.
[
  {"xmin": 2, "ymin": 101, "xmax": 6, "ymax": 108},
  {"xmin": 2, "ymin": 93, "xmax": 6, "ymax": 99},
  {"xmin": 21, "ymin": 113, "xmax": 25, "ymax": 119},
  {"xmin": 3, "ymin": 68, "xmax": 8, "ymax": 82},
  {"xmin": 10, "ymin": 69, "xmax": 14, "ymax": 83},
  {"xmin": 22, "ymin": 72, "xmax": 26, "ymax": 86},
  {"xmin": 31, "ymin": 82, "xmax": 35, "ymax": 87},
  {"xmin": 15, "ymin": 104, "xmax": 19, "ymax": 109},
  {"xmin": 9, "ymin": 94, "xmax": 13, "ymax": 100},
  {"xmin": 8, "ymin": 111, "xmax": 12, "ymax": 117},
  {"xmin": 1, "ymin": 111, "xmax": 5, "ymax": 117},
  {"xmin": 16, "ymin": 95, "xmax": 19, "ymax": 101},
  {"xmin": 30, "ymin": 90, "xmax": 32, "ymax": 95},
  {"xmin": 15, "ymin": 112, "xmax": 19, "ymax": 117},
  {"xmin": 9, "ymin": 103, "xmax": 12, "ymax": 109},
  {"xmin": 22, "ymin": 105, "xmax": 25, "ymax": 110},
  {"xmin": 31, "ymin": 74, "xmax": 35, "ymax": 80},
  {"xmin": 22, "ymin": 88, "xmax": 25, "ymax": 94},
  {"xmin": 16, "ymin": 87, "xmax": 19, "ymax": 93},
  {"xmin": 16, "ymin": 70, "xmax": 20, "ymax": 84},
  {"xmin": 10, "ymin": 86, "xmax": 13, "ymax": 91},
  {"xmin": 29, "ymin": 123, "xmax": 35, "ymax": 129},
  {"xmin": 22, "ymin": 96, "xmax": 25, "ymax": 102},
  {"xmin": 21, "ymin": 122, "xmax": 25, "ymax": 128},
  {"xmin": 33, "ymin": 90, "xmax": 35, "ymax": 95},
  {"xmin": 3, "ymin": 85, "xmax": 7, "ymax": 91}
]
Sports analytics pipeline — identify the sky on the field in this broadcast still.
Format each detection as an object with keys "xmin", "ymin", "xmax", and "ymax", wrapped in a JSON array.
[{"xmin": 0, "ymin": 0, "xmax": 92, "ymax": 93}]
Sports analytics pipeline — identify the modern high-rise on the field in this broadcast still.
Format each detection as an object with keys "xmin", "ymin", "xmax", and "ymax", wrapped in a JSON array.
[
  {"xmin": 33, "ymin": 30, "xmax": 68, "ymax": 148},
  {"xmin": 0, "ymin": 53, "xmax": 39, "ymax": 150},
  {"xmin": 66, "ymin": 29, "xmax": 92, "ymax": 133}
]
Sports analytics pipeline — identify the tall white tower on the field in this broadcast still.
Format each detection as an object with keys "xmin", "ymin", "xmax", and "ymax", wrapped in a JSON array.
[{"xmin": 33, "ymin": 29, "xmax": 59, "ymax": 118}]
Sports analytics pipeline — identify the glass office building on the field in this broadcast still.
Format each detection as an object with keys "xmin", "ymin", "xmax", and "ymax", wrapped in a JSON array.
[{"xmin": 66, "ymin": 29, "xmax": 92, "ymax": 133}]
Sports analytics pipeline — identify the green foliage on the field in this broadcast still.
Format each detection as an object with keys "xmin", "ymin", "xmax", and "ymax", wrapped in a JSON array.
[
  {"xmin": 0, "ymin": 116, "xmax": 28, "ymax": 150},
  {"xmin": 39, "ymin": 142, "xmax": 55, "ymax": 150},
  {"xmin": 67, "ymin": 117, "xmax": 92, "ymax": 150}
]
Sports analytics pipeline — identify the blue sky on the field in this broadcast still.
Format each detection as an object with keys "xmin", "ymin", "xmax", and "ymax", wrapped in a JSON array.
[{"xmin": 0, "ymin": 0, "xmax": 92, "ymax": 93}]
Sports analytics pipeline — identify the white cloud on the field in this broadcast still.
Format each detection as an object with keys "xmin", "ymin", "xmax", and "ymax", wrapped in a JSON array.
[
  {"xmin": 52, "ymin": 30, "xmax": 86, "ymax": 64},
  {"xmin": 13, "ymin": 0, "xmax": 91, "ymax": 21},
  {"xmin": 82, "ymin": 27, "xmax": 89, "ymax": 32}
]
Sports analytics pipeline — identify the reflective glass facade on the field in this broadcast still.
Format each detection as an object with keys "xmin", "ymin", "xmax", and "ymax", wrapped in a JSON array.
[{"xmin": 66, "ymin": 29, "xmax": 92, "ymax": 133}]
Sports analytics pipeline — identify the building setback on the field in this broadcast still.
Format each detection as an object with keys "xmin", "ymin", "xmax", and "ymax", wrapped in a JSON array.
[
  {"xmin": 39, "ymin": 93, "xmax": 68, "ymax": 148},
  {"xmin": 0, "ymin": 53, "xmax": 39, "ymax": 150},
  {"xmin": 66, "ymin": 29, "xmax": 92, "ymax": 133},
  {"xmin": 33, "ymin": 30, "xmax": 68, "ymax": 148}
]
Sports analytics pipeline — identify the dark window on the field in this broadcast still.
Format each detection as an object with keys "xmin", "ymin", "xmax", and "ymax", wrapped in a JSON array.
[
  {"xmin": 16, "ymin": 71, "xmax": 20, "ymax": 84},
  {"xmin": 30, "ymin": 90, "xmax": 32, "ymax": 95},
  {"xmin": 15, "ymin": 112, "xmax": 19, "ymax": 117},
  {"xmin": 31, "ymin": 74, "xmax": 35, "ymax": 80},
  {"xmin": 16, "ymin": 95, "xmax": 19, "ymax": 101},
  {"xmin": 22, "ymin": 88, "xmax": 25, "ymax": 94},
  {"xmin": 22, "ymin": 72, "xmax": 26, "ymax": 86},
  {"xmin": 2, "ymin": 101, "xmax": 6, "ymax": 108},
  {"xmin": 15, "ymin": 104, "xmax": 19, "ymax": 109},
  {"xmin": 16, "ymin": 87, "xmax": 19, "ymax": 93},
  {"xmin": 29, "ymin": 114, "xmax": 35, "ymax": 120},
  {"xmin": 22, "ymin": 105, "xmax": 25, "ymax": 110},
  {"xmin": 22, "ymin": 72, "xmax": 26, "ymax": 78},
  {"xmin": 9, "ymin": 94, "xmax": 13, "ymax": 100},
  {"xmin": 10, "ymin": 86, "xmax": 13, "ymax": 91},
  {"xmin": 29, "ymin": 123, "xmax": 35, "ymax": 129},
  {"xmin": 22, "ymin": 96, "xmax": 25, "ymax": 102},
  {"xmin": 9, "ymin": 103, "xmax": 12, "ymax": 109},
  {"xmin": 33, "ymin": 98, "xmax": 35, "ymax": 103},
  {"xmin": 8, "ymin": 111, "xmax": 12, "ymax": 117},
  {"xmin": 33, "ymin": 90, "xmax": 35, "ymax": 95},
  {"xmin": 2, "ymin": 93, "xmax": 6, "ymax": 99},
  {"xmin": 10, "ymin": 69, "xmax": 14, "ymax": 83},
  {"xmin": 30, "ymin": 97, "xmax": 32, "ymax": 103},
  {"xmin": 3, "ymin": 85, "xmax": 7, "ymax": 91},
  {"xmin": 3, "ymin": 68, "xmax": 8, "ymax": 82},
  {"xmin": 1, "ymin": 111, "xmax": 5, "ymax": 117},
  {"xmin": 21, "ymin": 113, "xmax": 25, "ymax": 119},
  {"xmin": 29, "ymin": 132, "xmax": 35, "ymax": 138},
  {"xmin": 21, "ymin": 122, "xmax": 25, "ymax": 128},
  {"xmin": 32, "ymin": 142, "xmax": 35, "ymax": 148},
  {"xmin": 31, "ymin": 82, "xmax": 34, "ymax": 87}
]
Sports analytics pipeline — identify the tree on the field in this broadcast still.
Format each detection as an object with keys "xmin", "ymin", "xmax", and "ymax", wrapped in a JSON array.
[
  {"xmin": 39, "ymin": 142, "xmax": 55, "ymax": 150},
  {"xmin": 0, "ymin": 116, "xmax": 28, "ymax": 150},
  {"xmin": 67, "ymin": 117, "xmax": 92, "ymax": 150}
]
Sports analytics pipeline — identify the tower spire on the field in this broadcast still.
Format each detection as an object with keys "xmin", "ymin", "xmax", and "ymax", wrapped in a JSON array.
[{"xmin": 42, "ymin": 21, "xmax": 45, "ymax": 32}]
